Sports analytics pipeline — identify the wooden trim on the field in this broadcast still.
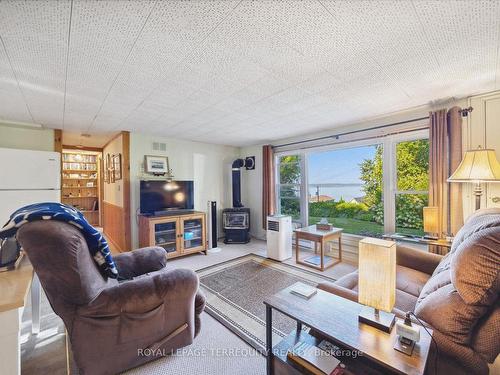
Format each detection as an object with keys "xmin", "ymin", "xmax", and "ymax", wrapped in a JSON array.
[
  {"xmin": 102, "ymin": 131, "xmax": 124, "ymax": 149},
  {"xmin": 55, "ymin": 129, "xmax": 63, "ymax": 196},
  {"xmin": 121, "ymin": 131, "xmax": 131, "ymax": 250},
  {"xmin": 62, "ymin": 144, "xmax": 103, "ymax": 152},
  {"xmin": 54, "ymin": 129, "xmax": 63, "ymax": 153}
]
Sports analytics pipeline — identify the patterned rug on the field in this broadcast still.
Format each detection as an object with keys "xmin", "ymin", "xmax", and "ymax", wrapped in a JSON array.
[{"xmin": 197, "ymin": 254, "xmax": 337, "ymax": 352}]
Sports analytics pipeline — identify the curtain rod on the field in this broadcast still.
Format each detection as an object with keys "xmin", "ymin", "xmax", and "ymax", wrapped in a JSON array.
[{"xmin": 272, "ymin": 116, "xmax": 430, "ymax": 150}]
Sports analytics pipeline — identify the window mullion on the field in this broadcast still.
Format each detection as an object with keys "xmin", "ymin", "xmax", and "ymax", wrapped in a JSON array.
[
  {"xmin": 384, "ymin": 137, "xmax": 396, "ymax": 233},
  {"xmin": 300, "ymin": 152, "xmax": 308, "ymax": 228}
]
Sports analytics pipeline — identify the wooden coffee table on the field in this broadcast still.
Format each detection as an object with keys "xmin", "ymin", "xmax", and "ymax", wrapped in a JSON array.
[
  {"xmin": 294, "ymin": 225, "xmax": 342, "ymax": 271},
  {"xmin": 264, "ymin": 284, "xmax": 433, "ymax": 375}
]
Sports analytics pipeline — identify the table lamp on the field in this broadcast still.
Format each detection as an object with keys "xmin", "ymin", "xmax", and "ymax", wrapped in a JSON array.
[
  {"xmin": 358, "ymin": 237, "xmax": 396, "ymax": 333},
  {"xmin": 448, "ymin": 146, "xmax": 500, "ymax": 210},
  {"xmin": 423, "ymin": 206, "xmax": 439, "ymax": 240}
]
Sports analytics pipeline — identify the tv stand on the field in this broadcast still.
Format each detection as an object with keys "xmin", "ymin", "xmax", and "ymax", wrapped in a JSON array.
[
  {"xmin": 139, "ymin": 211, "xmax": 207, "ymax": 259},
  {"xmin": 152, "ymin": 209, "xmax": 196, "ymax": 216}
]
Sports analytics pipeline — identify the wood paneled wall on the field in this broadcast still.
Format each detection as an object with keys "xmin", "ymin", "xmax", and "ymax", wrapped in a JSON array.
[
  {"xmin": 102, "ymin": 201, "xmax": 126, "ymax": 252},
  {"xmin": 102, "ymin": 131, "xmax": 131, "ymax": 252}
]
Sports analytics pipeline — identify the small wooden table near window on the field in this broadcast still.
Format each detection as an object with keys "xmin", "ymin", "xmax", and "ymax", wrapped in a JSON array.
[{"xmin": 294, "ymin": 225, "xmax": 343, "ymax": 271}]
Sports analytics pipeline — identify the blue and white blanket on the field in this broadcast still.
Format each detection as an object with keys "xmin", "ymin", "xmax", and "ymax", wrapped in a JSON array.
[{"xmin": 0, "ymin": 202, "xmax": 118, "ymax": 279}]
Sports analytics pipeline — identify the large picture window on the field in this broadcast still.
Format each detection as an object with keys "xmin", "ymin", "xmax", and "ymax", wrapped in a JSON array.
[
  {"xmin": 307, "ymin": 144, "xmax": 384, "ymax": 236},
  {"xmin": 275, "ymin": 130, "xmax": 429, "ymax": 238}
]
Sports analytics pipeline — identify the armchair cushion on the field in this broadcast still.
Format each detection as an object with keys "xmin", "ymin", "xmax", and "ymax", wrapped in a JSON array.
[{"xmin": 113, "ymin": 246, "xmax": 167, "ymax": 279}]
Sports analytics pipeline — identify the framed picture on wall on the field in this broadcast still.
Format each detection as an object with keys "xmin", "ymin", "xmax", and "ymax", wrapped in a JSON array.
[
  {"xmin": 113, "ymin": 153, "xmax": 122, "ymax": 181},
  {"xmin": 145, "ymin": 155, "xmax": 169, "ymax": 175},
  {"xmin": 105, "ymin": 153, "xmax": 112, "ymax": 184}
]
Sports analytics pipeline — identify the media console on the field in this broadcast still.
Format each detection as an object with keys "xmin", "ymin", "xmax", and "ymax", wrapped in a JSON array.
[{"xmin": 139, "ymin": 211, "xmax": 207, "ymax": 258}]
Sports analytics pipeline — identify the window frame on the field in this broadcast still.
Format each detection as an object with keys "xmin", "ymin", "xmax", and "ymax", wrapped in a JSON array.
[
  {"xmin": 275, "ymin": 152, "xmax": 307, "ymax": 226},
  {"xmin": 387, "ymin": 130, "xmax": 430, "ymax": 234},
  {"xmin": 275, "ymin": 129, "xmax": 429, "ymax": 237}
]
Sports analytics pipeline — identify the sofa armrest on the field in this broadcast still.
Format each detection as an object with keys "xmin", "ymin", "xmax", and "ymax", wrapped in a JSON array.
[
  {"xmin": 317, "ymin": 282, "xmax": 359, "ymax": 303},
  {"xmin": 396, "ymin": 245, "xmax": 443, "ymax": 275},
  {"xmin": 113, "ymin": 246, "xmax": 167, "ymax": 279}
]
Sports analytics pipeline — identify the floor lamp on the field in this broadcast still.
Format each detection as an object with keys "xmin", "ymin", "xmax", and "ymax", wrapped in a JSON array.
[{"xmin": 448, "ymin": 146, "xmax": 500, "ymax": 210}]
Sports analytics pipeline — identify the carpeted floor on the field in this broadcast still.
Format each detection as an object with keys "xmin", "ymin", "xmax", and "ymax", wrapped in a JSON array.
[
  {"xmin": 21, "ymin": 239, "xmax": 356, "ymax": 375},
  {"xmin": 199, "ymin": 254, "xmax": 339, "ymax": 350}
]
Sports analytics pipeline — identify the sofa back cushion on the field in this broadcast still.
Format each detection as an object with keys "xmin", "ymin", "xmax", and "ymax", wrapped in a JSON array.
[
  {"xmin": 415, "ymin": 209, "xmax": 500, "ymax": 347},
  {"xmin": 451, "ymin": 221, "xmax": 500, "ymax": 306}
]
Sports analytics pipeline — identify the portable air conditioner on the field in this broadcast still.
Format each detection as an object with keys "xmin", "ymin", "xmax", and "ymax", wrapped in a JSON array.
[{"xmin": 266, "ymin": 215, "xmax": 292, "ymax": 261}]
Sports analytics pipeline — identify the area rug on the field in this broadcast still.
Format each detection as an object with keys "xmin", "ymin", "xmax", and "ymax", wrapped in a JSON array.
[{"xmin": 197, "ymin": 254, "xmax": 337, "ymax": 352}]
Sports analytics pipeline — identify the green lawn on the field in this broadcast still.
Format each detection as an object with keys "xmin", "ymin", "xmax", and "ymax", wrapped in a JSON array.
[{"xmin": 309, "ymin": 217, "xmax": 423, "ymax": 237}]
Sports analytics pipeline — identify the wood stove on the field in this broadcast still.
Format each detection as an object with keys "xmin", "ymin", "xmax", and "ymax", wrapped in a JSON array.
[
  {"xmin": 223, "ymin": 208, "xmax": 250, "ymax": 244},
  {"xmin": 223, "ymin": 158, "xmax": 252, "ymax": 244}
]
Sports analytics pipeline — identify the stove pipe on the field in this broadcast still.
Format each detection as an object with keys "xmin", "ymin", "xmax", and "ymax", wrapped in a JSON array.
[{"xmin": 232, "ymin": 158, "xmax": 245, "ymax": 208}]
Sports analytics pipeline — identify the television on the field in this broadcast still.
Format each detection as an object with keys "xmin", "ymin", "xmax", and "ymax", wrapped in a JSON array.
[{"xmin": 140, "ymin": 180, "xmax": 194, "ymax": 215}]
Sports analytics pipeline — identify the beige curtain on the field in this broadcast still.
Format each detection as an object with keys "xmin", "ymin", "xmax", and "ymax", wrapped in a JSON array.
[
  {"xmin": 448, "ymin": 107, "xmax": 463, "ymax": 235},
  {"xmin": 262, "ymin": 145, "xmax": 276, "ymax": 230},
  {"xmin": 429, "ymin": 107, "xmax": 463, "ymax": 240}
]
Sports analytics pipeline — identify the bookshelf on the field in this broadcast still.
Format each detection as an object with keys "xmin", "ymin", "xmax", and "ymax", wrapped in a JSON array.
[{"xmin": 61, "ymin": 150, "xmax": 101, "ymax": 226}]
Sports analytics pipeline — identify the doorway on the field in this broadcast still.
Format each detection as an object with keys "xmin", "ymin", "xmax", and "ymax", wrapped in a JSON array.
[{"xmin": 61, "ymin": 147, "xmax": 103, "ymax": 227}]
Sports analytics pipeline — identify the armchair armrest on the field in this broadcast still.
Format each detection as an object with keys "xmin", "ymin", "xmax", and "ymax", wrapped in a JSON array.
[
  {"xmin": 396, "ymin": 245, "xmax": 443, "ymax": 275},
  {"xmin": 113, "ymin": 246, "xmax": 167, "ymax": 279},
  {"xmin": 81, "ymin": 268, "xmax": 199, "ymax": 315}
]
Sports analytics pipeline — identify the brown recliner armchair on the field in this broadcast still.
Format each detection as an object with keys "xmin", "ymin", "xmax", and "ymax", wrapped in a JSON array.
[
  {"xmin": 17, "ymin": 220, "xmax": 206, "ymax": 375},
  {"xmin": 317, "ymin": 208, "xmax": 500, "ymax": 375}
]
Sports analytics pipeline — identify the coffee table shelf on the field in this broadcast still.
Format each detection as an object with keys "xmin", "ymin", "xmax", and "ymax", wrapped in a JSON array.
[{"xmin": 264, "ymin": 285, "xmax": 432, "ymax": 375}]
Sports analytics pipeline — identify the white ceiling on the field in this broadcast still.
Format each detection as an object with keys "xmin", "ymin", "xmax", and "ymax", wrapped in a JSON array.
[{"xmin": 0, "ymin": 0, "xmax": 499, "ymax": 147}]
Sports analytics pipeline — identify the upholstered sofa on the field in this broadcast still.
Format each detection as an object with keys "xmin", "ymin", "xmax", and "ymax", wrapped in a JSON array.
[
  {"xmin": 317, "ymin": 208, "xmax": 500, "ymax": 375},
  {"xmin": 17, "ymin": 220, "xmax": 206, "ymax": 375}
]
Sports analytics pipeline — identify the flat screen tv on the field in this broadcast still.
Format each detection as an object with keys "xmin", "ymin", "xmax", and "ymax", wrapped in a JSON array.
[{"xmin": 140, "ymin": 180, "xmax": 194, "ymax": 215}]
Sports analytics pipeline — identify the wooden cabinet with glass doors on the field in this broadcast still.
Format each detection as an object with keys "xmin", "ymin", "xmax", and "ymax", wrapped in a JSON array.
[{"xmin": 139, "ymin": 212, "xmax": 207, "ymax": 258}]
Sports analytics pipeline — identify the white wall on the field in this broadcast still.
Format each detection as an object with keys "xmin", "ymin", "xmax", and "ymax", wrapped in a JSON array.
[
  {"xmin": 103, "ymin": 134, "xmax": 124, "ymax": 207},
  {"xmin": 240, "ymin": 145, "xmax": 265, "ymax": 239},
  {"xmin": 129, "ymin": 133, "xmax": 240, "ymax": 248},
  {"xmin": 0, "ymin": 123, "xmax": 54, "ymax": 151},
  {"xmin": 464, "ymin": 90, "xmax": 500, "ymax": 217}
]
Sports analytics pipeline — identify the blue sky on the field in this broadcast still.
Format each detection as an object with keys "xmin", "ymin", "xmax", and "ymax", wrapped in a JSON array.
[{"xmin": 308, "ymin": 145, "xmax": 378, "ymax": 185}]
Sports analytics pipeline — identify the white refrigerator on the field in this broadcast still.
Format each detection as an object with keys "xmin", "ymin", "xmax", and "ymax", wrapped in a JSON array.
[{"xmin": 0, "ymin": 147, "xmax": 61, "ymax": 225}]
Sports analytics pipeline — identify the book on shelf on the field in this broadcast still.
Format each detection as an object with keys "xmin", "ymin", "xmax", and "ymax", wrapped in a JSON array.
[
  {"xmin": 287, "ymin": 341, "xmax": 344, "ymax": 375},
  {"xmin": 290, "ymin": 282, "xmax": 317, "ymax": 299}
]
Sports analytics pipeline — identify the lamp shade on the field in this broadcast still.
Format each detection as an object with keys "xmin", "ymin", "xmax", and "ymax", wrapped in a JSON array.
[
  {"xmin": 423, "ymin": 206, "xmax": 439, "ymax": 234},
  {"xmin": 358, "ymin": 238, "xmax": 396, "ymax": 312},
  {"xmin": 448, "ymin": 148, "xmax": 500, "ymax": 182}
]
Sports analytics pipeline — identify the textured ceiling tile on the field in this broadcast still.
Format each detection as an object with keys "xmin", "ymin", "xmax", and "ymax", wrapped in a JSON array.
[
  {"xmin": 0, "ymin": 0, "xmax": 70, "ymax": 126},
  {"xmin": 0, "ymin": 46, "xmax": 33, "ymax": 123},
  {"xmin": 0, "ymin": 0, "xmax": 498, "ymax": 146}
]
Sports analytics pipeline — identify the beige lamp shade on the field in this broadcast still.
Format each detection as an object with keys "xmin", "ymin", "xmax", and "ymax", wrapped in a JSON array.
[
  {"xmin": 448, "ymin": 148, "xmax": 500, "ymax": 182},
  {"xmin": 423, "ymin": 206, "xmax": 439, "ymax": 234},
  {"xmin": 358, "ymin": 238, "xmax": 396, "ymax": 313}
]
